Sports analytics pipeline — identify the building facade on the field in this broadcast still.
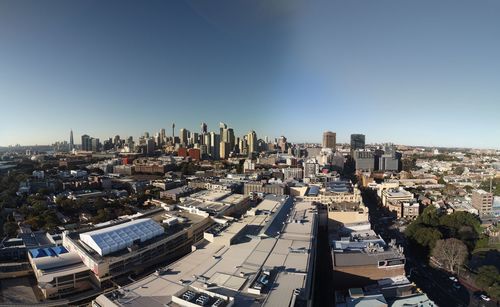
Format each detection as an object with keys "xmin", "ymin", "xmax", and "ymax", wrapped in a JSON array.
[
  {"xmin": 471, "ymin": 189, "xmax": 494, "ymax": 217},
  {"xmin": 323, "ymin": 131, "xmax": 336, "ymax": 150},
  {"xmin": 350, "ymin": 134, "xmax": 365, "ymax": 151}
]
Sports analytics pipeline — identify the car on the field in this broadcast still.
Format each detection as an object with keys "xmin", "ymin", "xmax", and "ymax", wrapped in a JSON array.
[
  {"xmin": 449, "ymin": 276, "xmax": 458, "ymax": 282},
  {"xmin": 480, "ymin": 294, "xmax": 491, "ymax": 301}
]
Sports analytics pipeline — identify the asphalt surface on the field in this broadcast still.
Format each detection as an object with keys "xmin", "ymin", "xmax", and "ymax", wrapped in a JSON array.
[
  {"xmin": 361, "ymin": 189, "xmax": 498, "ymax": 307},
  {"xmin": 313, "ymin": 203, "xmax": 334, "ymax": 307}
]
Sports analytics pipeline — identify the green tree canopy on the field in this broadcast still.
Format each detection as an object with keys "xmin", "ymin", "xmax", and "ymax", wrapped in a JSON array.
[
  {"xmin": 475, "ymin": 266, "xmax": 500, "ymax": 289},
  {"xmin": 419, "ymin": 206, "xmax": 441, "ymax": 227},
  {"xmin": 3, "ymin": 221, "xmax": 18, "ymax": 237},
  {"xmin": 440, "ymin": 211, "xmax": 481, "ymax": 236},
  {"xmin": 413, "ymin": 227, "xmax": 443, "ymax": 249}
]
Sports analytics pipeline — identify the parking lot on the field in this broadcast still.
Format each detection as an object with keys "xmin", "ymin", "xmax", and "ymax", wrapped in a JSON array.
[{"xmin": 0, "ymin": 276, "xmax": 39, "ymax": 305}]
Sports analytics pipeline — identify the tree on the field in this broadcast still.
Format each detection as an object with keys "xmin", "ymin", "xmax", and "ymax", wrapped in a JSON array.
[
  {"xmin": 3, "ymin": 221, "xmax": 18, "ymax": 237},
  {"xmin": 402, "ymin": 158, "xmax": 417, "ymax": 172},
  {"xmin": 439, "ymin": 211, "xmax": 481, "ymax": 249},
  {"xmin": 413, "ymin": 227, "xmax": 442, "ymax": 249},
  {"xmin": 479, "ymin": 178, "xmax": 500, "ymax": 196},
  {"xmin": 440, "ymin": 211, "xmax": 481, "ymax": 235},
  {"xmin": 475, "ymin": 265, "xmax": 500, "ymax": 289},
  {"xmin": 453, "ymin": 166, "xmax": 465, "ymax": 175},
  {"xmin": 474, "ymin": 235, "xmax": 490, "ymax": 250},
  {"xmin": 432, "ymin": 238, "xmax": 468, "ymax": 274},
  {"xmin": 43, "ymin": 210, "xmax": 60, "ymax": 230},
  {"xmin": 420, "ymin": 206, "xmax": 440, "ymax": 227}
]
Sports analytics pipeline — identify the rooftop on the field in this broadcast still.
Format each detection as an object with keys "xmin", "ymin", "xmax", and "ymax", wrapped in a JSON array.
[
  {"xmin": 329, "ymin": 202, "xmax": 363, "ymax": 212},
  {"xmin": 95, "ymin": 196, "xmax": 317, "ymax": 307},
  {"xmin": 385, "ymin": 189, "xmax": 413, "ymax": 198},
  {"xmin": 188, "ymin": 190, "xmax": 232, "ymax": 202},
  {"xmin": 474, "ymin": 189, "xmax": 492, "ymax": 195},
  {"xmin": 79, "ymin": 218, "xmax": 164, "ymax": 256}
]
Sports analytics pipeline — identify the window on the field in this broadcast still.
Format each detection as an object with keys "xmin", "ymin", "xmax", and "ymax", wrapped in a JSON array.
[{"xmin": 57, "ymin": 275, "xmax": 74, "ymax": 283}]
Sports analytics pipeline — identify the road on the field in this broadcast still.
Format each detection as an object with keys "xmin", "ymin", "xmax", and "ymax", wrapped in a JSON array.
[
  {"xmin": 313, "ymin": 203, "xmax": 334, "ymax": 307},
  {"xmin": 361, "ymin": 189, "xmax": 498, "ymax": 307}
]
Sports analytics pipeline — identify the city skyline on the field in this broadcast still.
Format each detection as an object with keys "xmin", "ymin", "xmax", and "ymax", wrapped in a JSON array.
[
  {"xmin": 1, "ymin": 0, "xmax": 499, "ymax": 149},
  {"xmin": 1, "ymin": 122, "xmax": 499, "ymax": 150}
]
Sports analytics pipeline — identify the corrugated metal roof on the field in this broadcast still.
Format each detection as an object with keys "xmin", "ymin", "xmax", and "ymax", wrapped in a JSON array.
[{"xmin": 79, "ymin": 218, "xmax": 164, "ymax": 256}]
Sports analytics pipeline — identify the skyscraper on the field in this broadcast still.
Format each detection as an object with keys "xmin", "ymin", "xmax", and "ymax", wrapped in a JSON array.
[
  {"xmin": 180, "ymin": 128, "xmax": 189, "ymax": 146},
  {"xmin": 127, "ymin": 136, "xmax": 134, "ymax": 151},
  {"xmin": 146, "ymin": 138, "xmax": 155, "ymax": 155},
  {"xmin": 227, "ymin": 128, "xmax": 235, "ymax": 150},
  {"xmin": 247, "ymin": 130, "xmax": 257, "ymax": 153},
  {"xmin": 350, "ymin": 134, "xmax": 365, "ymax": 151},
  {"xmin": 239, "ymin": 136, "xmax": 248, "ymax": 155},
  {"xmin": 201, "ymin": 122, "xmax": 207, "ymax": 134},
  {"xmin": 220, "ymin": 141, "xmax": 230, "ymax": 159},
  {"xmin": 113, "ymin": 135, "xmax": 121, "ymax": 146},
  {"xmin": 81, "ymin": 134, "xmax": 91, "ymax": 151},
  {"xmin": 160, "ymin": 128, "xmax": 166, "ymax": 145},
  {"xmin": 322, "ymin": 131, "xmax": 336, "ymax": 150},
  {"xmin": 204, "ymin": 133, "xmax": 211, "ymax": 149},
  {"xmin": 69, "ymin": 129, "xmax": 74, "ymax": 151},
  {"xmin": 210, "ymin": 132, "xmax": 220, "ymax": 159},
  {"xmin": 91, "ymin": 138, "xmax": 100, "ymax": 152},
  {"xmin": 219, "ymin": 122, "xmax": 227, "ymax": 137},
  {"xmin": 278, "ymin": 136, "xmax": 287, "ymax": 153}
]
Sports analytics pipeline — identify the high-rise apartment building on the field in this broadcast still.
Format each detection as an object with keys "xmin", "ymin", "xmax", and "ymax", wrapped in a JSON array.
[
  {"xmin": 471, "ymin": 189, "xmax": 494, "ymax": 217},
  {"xmin": 350, "ymin": 134, "xmax": 365, "ymax": 151},
  {"xmin": 322, "ymin": 131, "xmax": 336, "ymax": 150}
]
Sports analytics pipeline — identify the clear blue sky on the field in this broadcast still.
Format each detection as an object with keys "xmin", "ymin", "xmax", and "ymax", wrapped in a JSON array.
[{"xmin": 0, "ymin": 0, "xmax": 499, "ymax": 148}]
